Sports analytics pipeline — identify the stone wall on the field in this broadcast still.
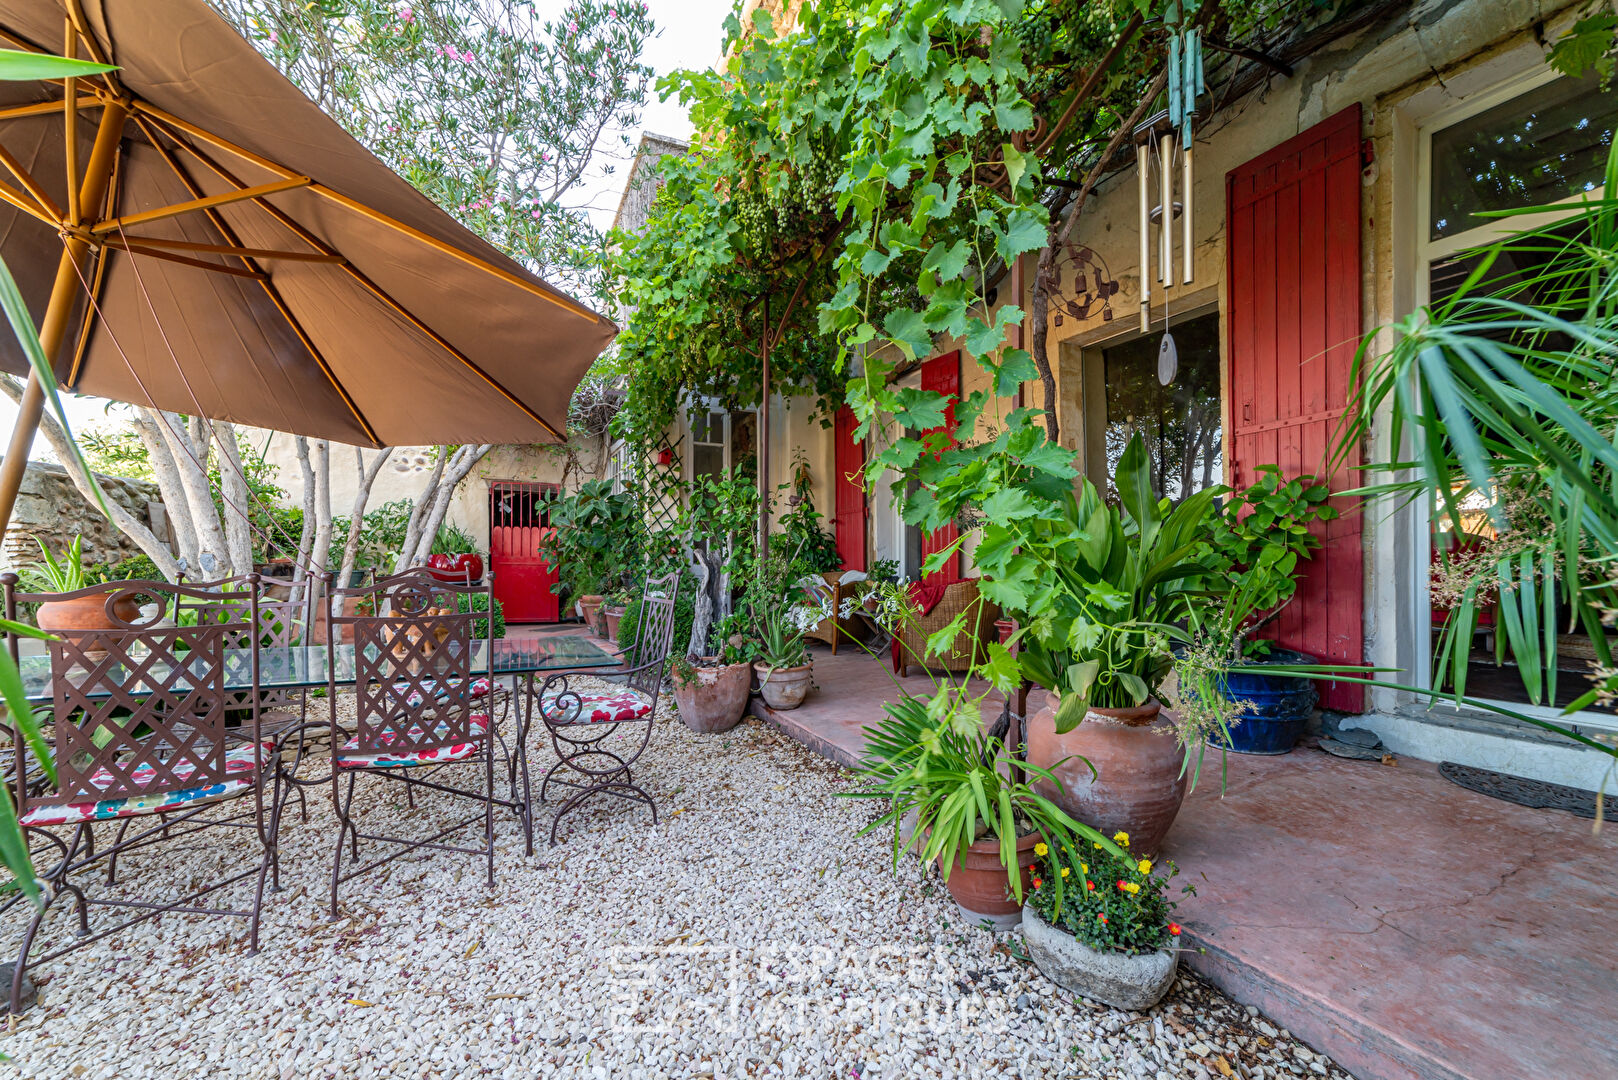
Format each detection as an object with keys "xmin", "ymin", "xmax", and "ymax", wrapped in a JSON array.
[{"xmin": 0, "ymin": 459, "xmax": 168, "ymax": 571}]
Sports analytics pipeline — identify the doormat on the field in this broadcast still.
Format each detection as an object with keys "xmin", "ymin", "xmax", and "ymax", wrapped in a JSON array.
[{"xmin": 1438, "ymin": 761, "xmax": 1617, "ymax": 820}]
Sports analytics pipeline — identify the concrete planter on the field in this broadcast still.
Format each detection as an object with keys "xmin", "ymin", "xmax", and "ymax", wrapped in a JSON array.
[
  {"xmin": 753, "ymin": 661, "xmax": 813, "ymax": 710},
  {"xmin": 673, "ymin": 660, "xmax": 750, "ymax": 733},
  {"xmin": 1022, "ymin": 904, "xmax": 1178, "ymax": 1011}
]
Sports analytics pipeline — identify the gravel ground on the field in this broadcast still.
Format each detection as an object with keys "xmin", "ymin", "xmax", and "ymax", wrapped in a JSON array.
[{"xmin": 1, "ymin": 677, "xmax": 1357, "ymax": 1080}]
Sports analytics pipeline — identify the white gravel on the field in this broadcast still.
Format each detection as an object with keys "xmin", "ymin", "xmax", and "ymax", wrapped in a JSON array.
[{"xmin": 1, "ymin": 677, "xmax": 1357, "ymax": 1079}]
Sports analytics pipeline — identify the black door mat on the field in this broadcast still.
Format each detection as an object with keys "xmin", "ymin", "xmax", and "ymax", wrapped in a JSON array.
[{"xmin": 1438, "ymin": 761, "xmax": 1618, "ymax": 820}]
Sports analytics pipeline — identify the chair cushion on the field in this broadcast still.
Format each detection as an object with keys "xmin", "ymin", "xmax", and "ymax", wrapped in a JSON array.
[
  {"xmin": 336, "ymin": 713, "xmax": 490, "ymax": 769},
  {"xmin": 388, "ymin": 677, "xmax": 493, "ymax": 708},
  {"xmin": 542, "ymin": 691, "xmax": 652, "ymax": 725},
  {"xmin": 20, "ymin": 741, "xmax": 273, "ymax": 828}
]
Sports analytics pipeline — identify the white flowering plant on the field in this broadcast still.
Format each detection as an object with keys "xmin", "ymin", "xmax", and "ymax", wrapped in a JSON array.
[{"xmin": 753, "ymin": 598, "xmax": 832, "ymax": 670}]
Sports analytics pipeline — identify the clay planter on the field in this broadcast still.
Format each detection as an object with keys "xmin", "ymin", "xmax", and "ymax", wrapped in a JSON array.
[
  {"xmin": 35, "ymin": 592, "xmax": 143, "ymax": 635},
  {"xmin": 1025, "ymin": 691, "xmax": 1188, "ymax": 856},
  {"xmin": 1022, "ymin": 904, "xmax": 1178, "ymax": 1011},
  {"xmin": 672, "ymin": 660, "xmax": 751, "ymax": 733},
  {"xmin": 576, "ymin": 594, "xmax": 605, "ymax": 631},
  {"xmin": 603, "ymin": 606, "xmax": 625, "ymax": 643},
  {"xmin": 753, "ymin": 661, "xmax": 813, "ymax": 710},
  {"xmin": 937, "ymin": 830, "xmax": 1043, "ymax": 930}
]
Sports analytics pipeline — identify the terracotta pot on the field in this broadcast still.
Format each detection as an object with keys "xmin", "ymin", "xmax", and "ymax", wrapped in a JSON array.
[
  {"xmin": 672, "ymin": 660, "xmax": 751, "ymax": 733},
  {"xmin": 1025, "ymin": 691, "xmax": 1188, "ymax": 856},
  {"xmin": 35, "ymin": 592, "xmax": 142, "ymax": 634},
  {"xmin": 603, "ymin": 606, "xmax": 625, "ymax": 643},
  {"xmin": 994, "ymin": 618, "xmax": 1017, "ymax": 646},
  {"xmin": 576, "ymin": 594, "xmax": 605, "ymax": 630},
  {"xmin": 937, "ymin": 830, "xmax": 1043, "ymax": 928},
  {"xmin": 753, "ymin": 661, "xmax": 812, "ymax": 710}
]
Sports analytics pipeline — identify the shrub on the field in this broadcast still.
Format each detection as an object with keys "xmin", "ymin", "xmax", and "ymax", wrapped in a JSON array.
[
  {"xmin": 456, "ymin": 591, "xmax": 506, "ymax": 640},
  {"xmin": 617, "ymin": 580, "xmax": 695, "ymax": 658},
  {"xmin": 89, "ymin": 552, "xmax": 164, "ymax": 583},
  {"xmin": 1027, "ymin": 832, "xmax": 1188, "ymax": 956}
]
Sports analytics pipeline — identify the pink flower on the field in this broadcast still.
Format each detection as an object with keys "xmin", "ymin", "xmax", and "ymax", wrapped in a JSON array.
[
  {"xmin": 268, "ymin": 30, "xmax": 278, "ymax": 44},
  {"xmin": 531, "ymin": 209, "xmax": 542, "ymax": 219},
  {"xmin": 461, "ymin": 49, "xmax": 475, "ymax": 63},
  {"xmin": 568, "ymin": 20, "xmax": 578, "ymax": 33},
  {"xmin": 399, "ymin": 6, "xmax": 414, "ymax": 21}
]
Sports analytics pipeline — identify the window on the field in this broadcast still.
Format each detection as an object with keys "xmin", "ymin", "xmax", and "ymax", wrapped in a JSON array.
[
  {"xmin": 1429, "ymin": 70, "xmax": 1617, "ymax": 241},
  {"xmin": 1087, "ymin": 313, "xmax": 1222, "ymax": 501},
  {"xmin": 690, "ymin": 409, "xmax": 726, "ymax": 481}
]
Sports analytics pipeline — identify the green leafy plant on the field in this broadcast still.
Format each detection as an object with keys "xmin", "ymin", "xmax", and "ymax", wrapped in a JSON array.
[
  {"xmin": 777, "ymin": 455, "xmax": 842, "ymax": 579},
  {"xmin": 22, "ymin": 536, "xmax": 89, "ymax": 594},
  {"xmin": 330, "ymin": 498, "xmax": 413, "ymax": 572},
  {"xmin": 751, "ymin": 600, "xmax": 825, "ymax": 670},
  {"xmin": 431, "ymin": 521, "xmax": 479, "ymax": 556},
  {"xmin": 617, "ymin": 581, "xmax": 697, "ymax": 664},
  {"xmin": 1028, "ymin": 835, "xmax": 1188, "ymax": 955},
  {"xmin": 542, "ymin": 479, "xmax": 645, "ymax": 599},
  {"xmin": 456, "ymin": 591, "xmax": 506, "ymax": 641},
  {"xmin": 848, "ymin": 692, "xmax": 1127, "ymax": 903}
]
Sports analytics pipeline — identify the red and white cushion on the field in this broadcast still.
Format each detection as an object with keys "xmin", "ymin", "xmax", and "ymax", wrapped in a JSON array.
[
  {"xmin": 21, "ymin": 741, "xmax": 273, "ymax": 828},
  {"xmin": 336, "ymin": 713, "xmax": 490, "ymax": 769},
  {"xmin": 542, "ymin": 691, "xmax": 652, "ymax": 725}
]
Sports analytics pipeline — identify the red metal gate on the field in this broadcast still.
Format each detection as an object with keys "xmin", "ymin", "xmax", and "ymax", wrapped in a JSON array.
[
  {"xmin": 920, "ymin": 350, "xmax": 961, "ymax": 584},
  {"xmin": 1226, "ymin": 105, "xmax": 1364, "ymax": 711},
  {"xmin": 833, "ymin": 405, "xmax": 867, "ymax": 572},
  {"xmin": 488, "ymin": 481, "xmax": 560, "ymax": 623}
]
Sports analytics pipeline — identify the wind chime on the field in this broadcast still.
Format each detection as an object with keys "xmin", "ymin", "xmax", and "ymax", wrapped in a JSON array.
[{"xmin": 1136, "ymin": 1, "xmax": 1205, "ymax": 385}]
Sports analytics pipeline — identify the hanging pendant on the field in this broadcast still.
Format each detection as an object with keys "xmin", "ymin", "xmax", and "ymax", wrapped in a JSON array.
[{"xmin": 1158, "ymin": 332, "xmax": 1178, "ymax": 386}]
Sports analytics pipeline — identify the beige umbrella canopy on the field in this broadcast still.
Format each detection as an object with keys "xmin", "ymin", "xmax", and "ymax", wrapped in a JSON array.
[{"xmin": 0, "ymin": 0, "xmax": 617, "ymax": 531}]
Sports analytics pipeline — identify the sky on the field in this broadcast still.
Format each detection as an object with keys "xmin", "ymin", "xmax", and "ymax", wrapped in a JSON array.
[{"xmin": 1, "ymin": 0, "xmax": 733, "ymax": 463}]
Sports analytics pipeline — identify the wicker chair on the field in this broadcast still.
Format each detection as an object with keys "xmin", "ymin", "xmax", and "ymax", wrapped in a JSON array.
[{"xmin": 894, "ymin": 577, "xmax": 1002, "ymax": 676}]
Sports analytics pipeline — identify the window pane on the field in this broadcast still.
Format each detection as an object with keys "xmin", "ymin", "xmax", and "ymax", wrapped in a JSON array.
[
  {"xmin": 1100, "ymin": 314, "xmax": 1222, "ymax": 502},
  {"xmin": 692, "ymin": 444, "xmax": 723, "ymax": 480},
  {"xmin": 1429, "ymin": 72, "xmax": 1617, "ymax": 241}
]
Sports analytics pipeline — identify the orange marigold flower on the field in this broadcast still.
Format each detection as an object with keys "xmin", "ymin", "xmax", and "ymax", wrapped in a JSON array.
[
  {"xmin": 1032, "ymin": 877, "xmax": 1043, "ymax": 889},
  {"xmin": 1168, "ymin": 922, "xmax": 1182, "ymax": 936},
  {"xmin": 1086, "ymin": 880, "xmax": 1095, "ymax": 890}
]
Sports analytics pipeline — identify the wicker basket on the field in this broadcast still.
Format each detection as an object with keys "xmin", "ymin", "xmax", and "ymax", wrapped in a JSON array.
[{"xmin": 896, "ymin": 578, "xmax": 1002, "ymax": 675}]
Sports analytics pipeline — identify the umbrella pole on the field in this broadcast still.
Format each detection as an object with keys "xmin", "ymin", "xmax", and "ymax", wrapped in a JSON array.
[{"xmin": 0, "ymin": 99, "xmax": 127, "ymax": 541}]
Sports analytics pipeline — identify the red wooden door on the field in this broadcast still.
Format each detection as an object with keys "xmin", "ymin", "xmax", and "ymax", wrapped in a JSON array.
[
  {"xmin": 489, "ymin": 482, "xmax": 560, "ymax": 623},
  {"xmin": 833, "ymin": 406, "xmax": 867, "ymax": 572},
  {"xmin": 1227, "ymin": 105, "xmax": 1364, "ymax": 711},
  {"xmin": 920, "ymin": 350, "xmax": 961, "ymax": 584}
]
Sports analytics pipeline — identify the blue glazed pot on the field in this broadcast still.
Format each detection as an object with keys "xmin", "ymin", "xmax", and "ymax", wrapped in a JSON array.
[{"xmin": 1215, "ymin": 648, "xmax": 1319, "ymax": 755}]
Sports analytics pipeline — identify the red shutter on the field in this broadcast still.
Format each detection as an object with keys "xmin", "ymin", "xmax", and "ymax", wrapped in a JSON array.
[
  {"xmin": 1227, "ymin": 106, "xmax": 1364, "ymax": 711},
  {"xmin": 833, "ymin": 405, "xmax": 867, "ymax": 572},
  {"xmin": 920, "ymin": 350, "xmax": 961, "ymax": 584}
]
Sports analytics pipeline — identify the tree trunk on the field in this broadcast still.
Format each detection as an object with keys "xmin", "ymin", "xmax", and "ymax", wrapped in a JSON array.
[
  {"xmin": 398, "ymin": 444, "xmax": 493, "ymax": 570},
  {"xmin": 212, "ymin": 421, "xmax": 255, "ymax": 577},
  {"xmin": 0, "ymin": 377, "xmax": 181, "ymax": 580},
  {"xmin": 130, "ymin": 410, "xmax": 200, "ymax": 574},
  {"xmin": 307, "ymin": 439, "xmax": 332, "ymax": 625},
  {"xmin": 337, "ymin": 447, "xmax": 394, "ymax": 591},
  {"xmin": 290, "ymin": 436, "xmax": 316, "ymax": 604},
  {"xmin": 395, "ymin": 448, "xmax": 449, "ymax": 572}
]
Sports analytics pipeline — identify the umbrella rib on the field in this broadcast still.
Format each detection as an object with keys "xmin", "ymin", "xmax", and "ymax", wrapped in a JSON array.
[
  {"xmin": 0, "ymin": 142, "xmax": 62, "ymax": 222},
  {"xmin": 142, "ymin": 119, "xmax": 567, "ymax": 444},
  {"xmin": 101, "ymin": 239, "xmax": 267, "ymax": 279},
  {"xmin": 131, "ymin": 115, "xmax": 381, "ymax": 447},
  {"xmin": 132, "ymin": 102, "xmax": 604, "ymax": 324},
  {"xmin": 0, "ymin": 96, "xmax": 97, "ymax": 122},
  {"xmin": 0, "ymin": 178, "xmax": 56, "ymax": 227},
  {"xmin": 105, "ymin": 236, "xmax": 346, "ymax": 263},
  {"xmin": 89, "ymin": 176, "xmax": 312, "ymax": 235}
]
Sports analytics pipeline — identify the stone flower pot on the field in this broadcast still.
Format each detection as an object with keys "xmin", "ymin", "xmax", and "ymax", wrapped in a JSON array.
[
  {"xmin": 603, "ymin": 605, "xmax": 626, "ymax": 643},
  {"xmin": 753, "ymin": 661, "xmax": 813, "ymax": 710},
  {"xmin": 1022, "ymin": 904, "xmax": 1178, "ymax": 1011},
  {"xmin": 936, "ymin": 830, "xmax": 1042, "ymax": 931},
  {"xmin": 1025, "ymin": 690, "xmax": 1188, "ymax": 856},
  {"xmin": 672, "ymin": 659, "xmax": 751, "ymax": 733}
]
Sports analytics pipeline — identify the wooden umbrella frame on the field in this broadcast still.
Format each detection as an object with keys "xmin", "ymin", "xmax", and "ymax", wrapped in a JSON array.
[{"xmin": 0, "ymin": 7, "xmax": 597, "ymax": 537}]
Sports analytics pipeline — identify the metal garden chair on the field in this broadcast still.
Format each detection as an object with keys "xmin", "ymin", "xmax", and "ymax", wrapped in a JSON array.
[
  {"xmin": 315, "ymin": 571, "xmax": 527, "ymax": 915},
  {"xmin": 0, "ymin": 575, "xmax": 285, "ymax": 1015},
  {"xmin": 534, "ymin": 572, "xmax": 679, "ymax": 844}
]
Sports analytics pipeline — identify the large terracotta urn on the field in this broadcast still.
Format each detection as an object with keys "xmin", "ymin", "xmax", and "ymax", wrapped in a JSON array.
[
  {"xmin": 1025, "ymin": 690, "xmax": 1188, "ymax": 856},
  {"xmin": 672, "ymin": 659, "xmax": 751, "ymax": 733},
  {"xmin": 35, "ymin": 592, "xmax": 142, "ymax": 635}
]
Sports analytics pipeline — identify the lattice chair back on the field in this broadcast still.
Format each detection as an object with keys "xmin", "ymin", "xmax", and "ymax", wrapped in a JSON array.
[
  {"xmin": 176, "ymin": 575, "xmax": 309, "ymax": 714},
  {"xmin": 327, "ymin": 572, "xmax": 495, "ymax": 761},
  {"xmin": 623, "ymin": 573, "xmax": 680, "ymax": 698},
  {"xmin": 0, "ymin": 576, "xmax": 265, "ymax": 823}
]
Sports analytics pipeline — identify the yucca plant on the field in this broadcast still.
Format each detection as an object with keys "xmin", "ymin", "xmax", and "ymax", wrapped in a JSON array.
[{"xmin": 1338, "ymin": 140, "xmax": 1618, "ymax": 722}]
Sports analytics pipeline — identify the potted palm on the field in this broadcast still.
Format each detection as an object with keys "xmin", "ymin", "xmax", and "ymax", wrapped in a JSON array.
[
  {"xmin": 990, "ymin": 436, "xmax": 1225, "ymax": 856},
  {"xmin": 849, "ymin": 693, "xmax": 1125, "ymax": 929}
]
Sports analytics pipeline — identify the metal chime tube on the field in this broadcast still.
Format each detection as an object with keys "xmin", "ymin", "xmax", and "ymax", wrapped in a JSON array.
[
  {"xmin": 1159, "ymin": 132, "xmax": 1174, "ymax": 286},
  {"xmin": 1138, "ymin": 141, "xmax": 1151, "ymax": 332},
  {"xmin": 1182, "ymin": 142, "xmax": 1194, "ymax": 285}
]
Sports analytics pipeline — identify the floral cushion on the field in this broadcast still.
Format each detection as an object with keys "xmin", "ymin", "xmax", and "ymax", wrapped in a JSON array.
[
  {"xmin": 336, "ymin": 713, "xmax": 490, "ymax": 769},
  {"xmin": 21, "ymin": 742, "xmax": 273, "ymax": 828},
  {"xmin": 542, "ymin": 691, "xmax": 652, "ymax": 725}
]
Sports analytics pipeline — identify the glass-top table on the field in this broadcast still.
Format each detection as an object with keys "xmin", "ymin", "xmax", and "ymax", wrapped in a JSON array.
[{"xmin": 19, "ymin": 635, "xmax": 622, "ymax": 703}]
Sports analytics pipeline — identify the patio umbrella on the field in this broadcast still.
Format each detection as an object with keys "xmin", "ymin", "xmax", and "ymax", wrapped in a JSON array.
[{"xmin": 0, "ymin": 0, "xmax": 617, "ymax": 533}]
